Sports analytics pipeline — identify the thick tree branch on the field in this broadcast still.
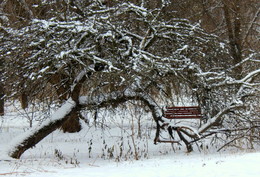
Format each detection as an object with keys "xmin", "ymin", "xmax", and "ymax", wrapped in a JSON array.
[
  {"xmin": 198, "ymin": 105, "xmax": 245, "ymax": 134},
  {"xmin": 9, "ymin": 98, "xmax": 77, "ymax": 159},
  {"xmin": 8, "ymin": 88, "xmax": 163, "ymax": 159}
]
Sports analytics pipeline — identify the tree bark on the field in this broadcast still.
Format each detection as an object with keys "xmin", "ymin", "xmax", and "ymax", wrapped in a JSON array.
[
  {"xmin": 61, "ymin": 109, "xmax": 82, "ymax": 133},
  {"xmin": 0, "ymin": 83, "xmax": 4, "ymax": 116},
  {"xmin": 20, "ymin": 92, "xmax": 28, "ymax": 110},
  {"xmin": 9, "ymin": 71, "xmax": 87, "ymax": 158},
  {"xmin": 9, "ymin": 99, "xmax": 77, "ymax": 159},
  {"xmin": 222, "ymin": 0, "xmax": 243, "ymax": 79},
  {"xmin": 49, "ymin": 73, "xmax": 82, "ymax": 133},
  {"xmin": 9, "ymin": 89, "xmax": 163, "ymax": 159},
  {"xmin": 175, "ymin": 127, "xmax": 193, "ymax": 152}
]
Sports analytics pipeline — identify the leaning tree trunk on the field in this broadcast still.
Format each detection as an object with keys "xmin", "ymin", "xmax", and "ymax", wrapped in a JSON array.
[
  {"xmin": 8, "ymin": 87, "xmax": 163, "ymax": 159},
  {"xmin": 61, "ymin": 109, "xmax": 82, "ymax": 133},
  {"xmin": 49, "ymin": 73, "xmax": 82, "ymax": 133},
  {"xmin": 9, "ymin": 99, "xmax": 77, "ymax": 159},
  {"xmin": 9, "ymin": 71, "xmax": 87, "ymax": 159},
  {"xmin": 8, "ymin": 69, "xmax": 163, "ymax": 159}
]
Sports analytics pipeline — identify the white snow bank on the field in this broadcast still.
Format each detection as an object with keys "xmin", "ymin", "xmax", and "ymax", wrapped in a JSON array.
[{"xmin": 1, "ymin": 152, "xmax": 259, "ymax": 177}]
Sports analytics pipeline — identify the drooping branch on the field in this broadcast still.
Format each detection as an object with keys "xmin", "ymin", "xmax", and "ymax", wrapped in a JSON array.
[
  {"xmin": 8, "ymin": 88, "xmax": 163, "ymax": 159},
  {"xmin": 79, "ymin": 89, "xmax": 162, "ymax": 121}
]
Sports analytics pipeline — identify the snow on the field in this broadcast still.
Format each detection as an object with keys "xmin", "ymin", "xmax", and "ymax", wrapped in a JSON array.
[
  {"xmin": 128, "ymin": 3, "xmax": 148, "ymax": 17},
  {"xmin": 1, "ymin": 150, "xmax": 259, "ymax": 177},
  {"xmin": 1, "ymin": 102, "xmax": 260, "ymax": 177},
  {"xmin": 39, "ymin": 66, "xmax": 50, "ymax": 73},
  {"xmin": 5, "ymin": 99, "xmax": 76, "ymax": 158}
]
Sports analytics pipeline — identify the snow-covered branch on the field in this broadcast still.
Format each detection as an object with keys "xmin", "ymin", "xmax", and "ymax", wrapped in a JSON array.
[
  {"xmin": 79, "ymin": 89, "xmax": 163, "ymax": 120},
  {"xmin": 198, "ymin": 104, "xmax": 245, "ymax": 134},
  {"xmin": 207, "ymin": 69, "xmax": 260, "ymax": 89},
  {"xmin": 8, "ymin": 98, "xmax": 76, "ymax": 159}
]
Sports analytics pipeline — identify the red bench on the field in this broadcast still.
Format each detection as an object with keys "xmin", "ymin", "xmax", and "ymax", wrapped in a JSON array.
[
  {"xmin": 154, "ymin": 106, "xmax": 202, "ymax": 145},
  {"xmin": 163, "ymin": 106, "xmax": 202, "ymax": 119}
]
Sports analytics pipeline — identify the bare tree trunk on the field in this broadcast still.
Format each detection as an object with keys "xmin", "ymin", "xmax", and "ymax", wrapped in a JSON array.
[
  {"xmin": 0, "ymin": 83, "xmax": 4, "ymax": 116},
  {"xmin": 49, "ymin": 73, "xmax": 82, "ymax": 133},
  {"xmin": 9, "ymin": 88, "xmax": 163, "ymax": 159},
  {"xmin": 20, "ymin": 92, "xmax": 28, "ymax": 110},
  {"xmin": 9, "ymin": 71, "xmax": 87, "ymax": 159},
  {"xmin": 222, "ymin": 0, "xmax": 243, "ymax": 79},
  {"xmin": 9, "ymin": 100, "xmax": 78, "ymax": 159},
  {"xmin": 61, "ymin": 109, "xmax": 82, "ymax": 133}
]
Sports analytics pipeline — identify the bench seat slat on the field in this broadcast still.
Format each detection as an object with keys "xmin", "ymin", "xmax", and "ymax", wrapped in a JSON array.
[
  {"xmin": 167, "ymin": 106, "xmax": 200, "ymax": 108},
  {"xmin": 164, "ymin": 106, "xmax": 202, "ymax": 119},
  {"xmin": 166, "ymin": 111, "xmax": 200, "ymax": 113},
  {"xmin": 165, "ymin": 115, "xmax": 202, "ymax": 119}
]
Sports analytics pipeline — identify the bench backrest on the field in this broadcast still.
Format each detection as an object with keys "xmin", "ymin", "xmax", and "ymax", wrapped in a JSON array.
[{"xmin": 164, "ymin": 106, "xmax": 202, "ymax": 119}]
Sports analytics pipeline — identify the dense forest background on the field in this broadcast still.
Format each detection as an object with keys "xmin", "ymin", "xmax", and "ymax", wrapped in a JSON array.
[{"xmin": 0, "ymin": 0, "xmax": 259, "ymax": 159}]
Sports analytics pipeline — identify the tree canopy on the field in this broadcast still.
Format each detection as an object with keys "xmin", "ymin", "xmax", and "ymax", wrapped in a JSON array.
[{"xmin": 0, "ymin": 0, "xmax": 259, "ymax": 158}]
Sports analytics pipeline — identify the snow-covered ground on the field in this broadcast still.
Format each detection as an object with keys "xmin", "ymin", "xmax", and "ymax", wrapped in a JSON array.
[
  {"xmin": 1, "ymin": 151, "xmax": 259, "ymax": 177},
  {"xmin": 0, "ymin": 102, "xmax": 259, "ymax": 177}
]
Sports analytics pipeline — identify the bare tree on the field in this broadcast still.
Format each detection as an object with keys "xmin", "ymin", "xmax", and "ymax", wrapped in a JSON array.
[{"xmin": 0, "ymin": 0, "xmax": 259, "ymax": 158}]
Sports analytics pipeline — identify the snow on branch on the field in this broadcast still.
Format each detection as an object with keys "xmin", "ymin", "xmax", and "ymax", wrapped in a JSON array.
[
  {"xmin": 7, "ymin": 98, "xmax": 76, "ymax": 159},
  {"xmin": 198, "ymin": 104, "xmax": 245, "ymax": 134},
  {"xmin": 79, "ymin": 89, "xmax": 163, "ymax": 120},
  {"xmin": 207, "ymin": 69, "xmax": 260, "ymax": 89},
  {"xmin": 226, "ymin": 53, "xmax": 260, "ymax": 72},
  {"xmin": 7, "ymin": 88, "xmax": 164, "ymax": 159}
]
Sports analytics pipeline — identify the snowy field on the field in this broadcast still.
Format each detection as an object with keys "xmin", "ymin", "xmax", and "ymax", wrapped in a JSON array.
[
  {"xmin": 1, "ymin": 151, "xmax": 260, "ymax": 177},
  {"xmin": 0, "ymin": 102, "xmax": 260, "ymax": 177}
]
